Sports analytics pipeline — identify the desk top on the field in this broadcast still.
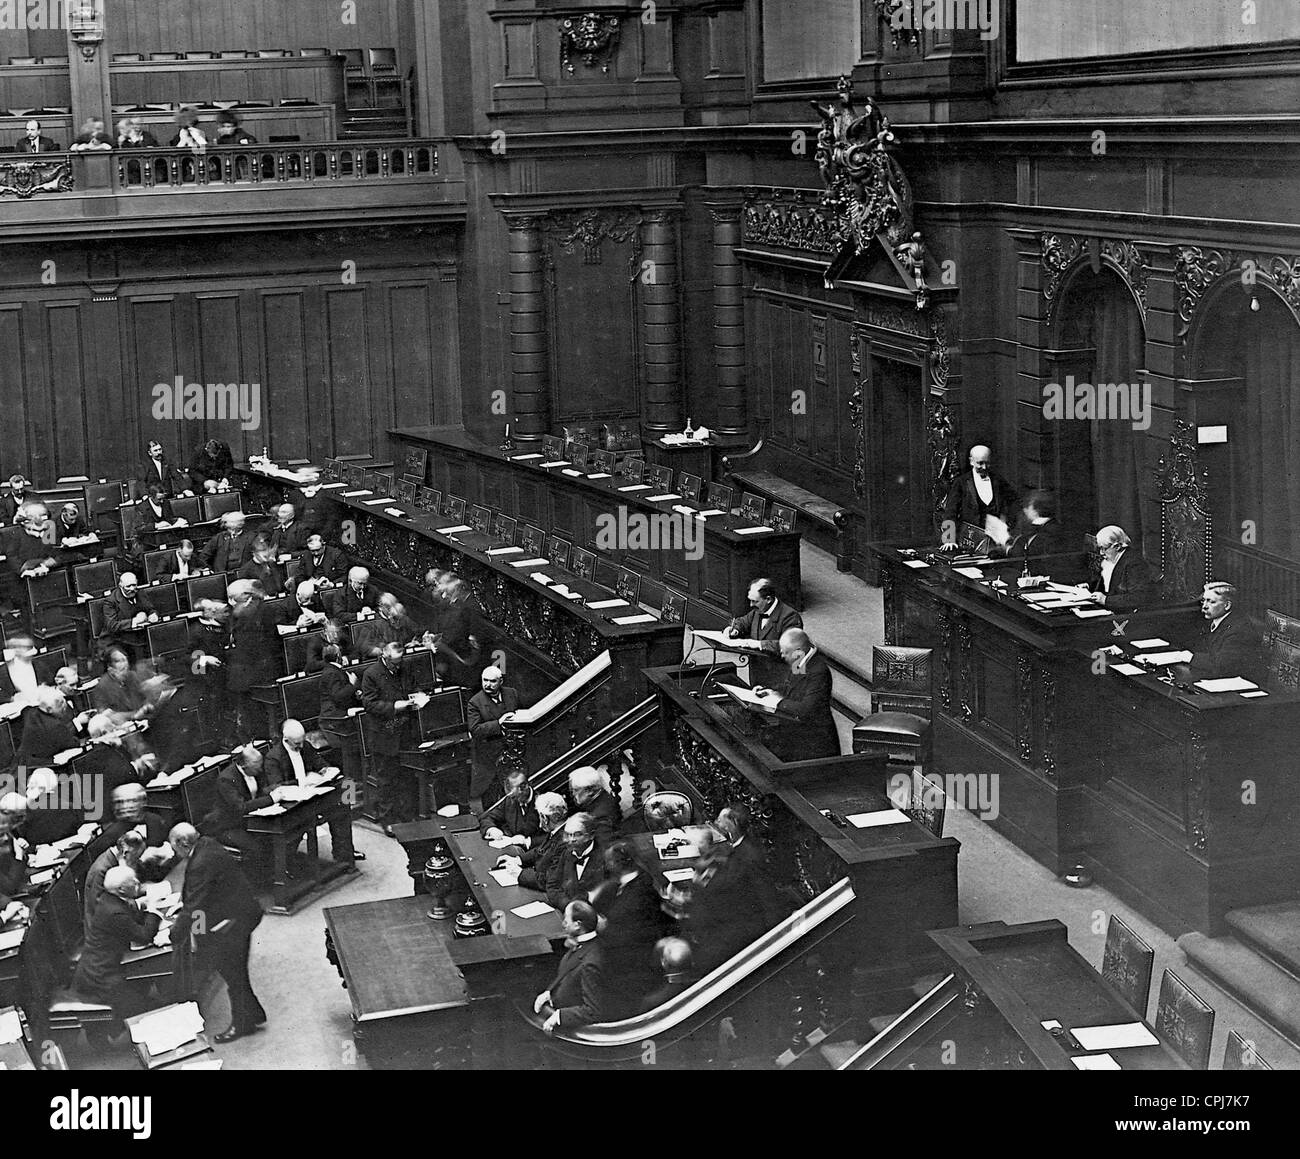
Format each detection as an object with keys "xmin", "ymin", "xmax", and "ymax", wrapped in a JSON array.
[
  {"xmin": 931, "ymin": 920, "xmax": 1188, "ymax": 1071},
  {"xmin": 0, "ymin": 1040, "xmax": 34, "ymax": 1070},
  {"xmin": 394, "ymin": 427, "xmax": 798, "ymax": 547},
  {"xmin": 323, "ymin": 894, "xmax": 469, "ymax": 1022}
]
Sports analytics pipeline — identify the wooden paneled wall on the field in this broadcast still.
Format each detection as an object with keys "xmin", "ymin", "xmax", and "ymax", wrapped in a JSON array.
[{"xmin": 0, "ymin": 227, "xmax": 460, "ymax": 485}]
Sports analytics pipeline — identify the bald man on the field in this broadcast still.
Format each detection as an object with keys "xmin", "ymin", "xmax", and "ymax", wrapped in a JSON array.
[
  {"xmin": 333, "ymin": 566, "xmax": 378, "ymax": 621},
  {"xmin": 466, "ymin": 666, "xmax": 522, "ymax": 810},
  {"xmin": 86, "ymin": 783, "xmax": 169, "ymax": 872},
  {"xmin": 264, "ymin": 720, "xmax": 360, "ymax": 862},
  {"xmin": 268, "ymin": 503, "xmax": 308, "ymax": 558},
  {"xmin": 752, "ymin": 628, "xmax": 840, "ymax": 760},
  {"xmin": 102, "ymin": 572, "xmax": 156, "ymax": 642},
  {"xmin": 73, "ymin": 865, "xmax": 162, "ymax": 1034},
  {"xmin": 940, "ymin": 444, "xmax": 1018, "ymax": 546},
  {"xmin": 201, "ymin": 511, "xmax": 254, "ymax": 574}
]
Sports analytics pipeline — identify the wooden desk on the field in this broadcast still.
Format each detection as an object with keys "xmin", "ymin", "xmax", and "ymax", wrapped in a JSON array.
[
  {"xmin": 850, "ymin": 920, "xmax": 1188, "ymax": 1070},
  {"xmin": 244, "ymin": 782, "xmax": 356, "ymax": 915},
  {"xmin": 873, "ymin": 541, "xmax": 1300, "ymax": 935},
  {"xmin": 391, "ymin": 427, "xmax": 803, "ymax": 614},
  {"xmin": 124, "ymin": 1004, "xmax": 214, "ymax": 1070}
]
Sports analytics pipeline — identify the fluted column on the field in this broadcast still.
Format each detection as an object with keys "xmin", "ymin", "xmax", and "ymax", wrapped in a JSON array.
[
  {"xmin": 640, "ymin": 208, "xmax": 684, "ymax": 433},
  {"xmin": 707, "ymin": 200, "xmax": 748, "ymax": 435},
  {"xmin": 504, "ymin": 213, "xmax": 550, "ymax": 443}
]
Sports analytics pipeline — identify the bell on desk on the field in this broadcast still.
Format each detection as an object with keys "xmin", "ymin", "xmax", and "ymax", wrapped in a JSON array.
[
  {"xmin": 423, "ymin": 840, "xmax": 456, "ymax": 920},
  {"xmin": 453, "ymin": 895, "xmax": 489, "ymax": 938}
]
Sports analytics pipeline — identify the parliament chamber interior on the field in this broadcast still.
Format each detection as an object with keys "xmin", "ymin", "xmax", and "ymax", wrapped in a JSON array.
[{"xmin": 0, "ymin": 0, "xmax": 1297, "ymax": 1086}]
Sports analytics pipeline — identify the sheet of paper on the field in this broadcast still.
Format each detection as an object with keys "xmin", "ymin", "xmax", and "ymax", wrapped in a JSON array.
[
  {"xmin": 539, "ymin": 460, "xmax": 570, "ymax": 468},
  {"xmin": 1134, "ymin": 651, "xmax": 1192, "ymax": 666},
  {"xmin": 646, "ymin": 493, "xmax": 682, "ymax": 503},
  {"xmin": 903, "ymin": 559, "xmax": 929, "ymax": 569},
  {"xmin": 694, "ymin": 508, "xmax": 726, "ymax": 518},
  {"xmin": 693, "ymin": 629, "xmax": 747, "ymax": 648},
  {"xmin": 1019, "ymin": 591, "xmax": 1059, "ymax": 603},
  {"xmin": 561, "ymin": 469, "xmax": 583, "ymax": 477},
  {"xmin": 735, "ymin": 526, "xmax": 774, "ymax": 535},
  {"xmin": 1240, "ymin": 690, "xmax": 1270, "ymax": 699},
  {"xmin": 1130, "ymin": 638, "xmax": 1169, "ymax": 649},
  {"xmin": 586, "ymin": 472, "xmax": 612, "ymax": 480},
  {"xmin": 342, "ymin": 490, "xmax": 372, "ymax": 497},
  {"xmin": 131, "ymin": 1002, "xmax": 205, "ymax": 1056},
  {"xmin": 317, "ymin": 482, "xmax": 347, "ymax": 490},
  {"xmin": 180, "ymin": 1059, "xmax": 224, "ymax": 1070},
  {"xmin": 247, "ymin": 803, "xmax": 286, "ymax": 816},
  {"xmin": 846, "ymin": 809, "xmax": 912, "ymax": 828},
  {"xmin": 586, "ymin": 598, "xmax": 628, "ymax": 610},
  {"xmin": 1071, "ymin": 1023, "xmax": 1159, "ymax": 1052},
  {"xmin": 435, "ymin": 524, "xmax": 473, "ymax": 534},
  {"xmin": 0, "ymin": 1009, "xmax": 22, "ymax": 1044},
  {"xmin": 437, "ymin": 804, "xmax": 461, "ymax": 817},
  {"xmin": 529, "ymin": 573, "xmax": 553, "ymax": 585},
  {"xmin": 663, "ymin": 868, "xmax": 694, "ymax": 883},
  {"xmin": 0, "ymin": 928, "xmax": 24, "ymax": 953},
  {"xmin": 1073, "ymin": 608, "xmax": 1113, "ymax": 619},
  {"xmin": 509, "ymin": 454, "xmax": 544, "ymax": 461},
  {"xmin": 718, "ymin": 683, "xmax": 779, "ymax": 712},
  {"xmin": 954, "ymin": 566, "xmax": 985, "ymax": 579},
  {"xmin": 489, "ymin": 868, "xmax": 521, "ymax": 888},
  {"xmin": 672, "ymin": 505, "xmax": 697, "ymax": 516},
  {"xmin": 487, "ymin": 546, "xmax": 525, "ymax": 556},
  {"xmin": 383, "ymin": 507, "xmax": 406, "ymax": 517},
  {"xmin": 510, "ymin": 900, "xmax": 555, "ymax": 920},
  {"xmin": 618, "ymin": 484, "xmax": 653, "ymax": 492},
  {"xmin": 1193, "ymin": 676, "xmax": 1259, "ymax": 693},
  {"xmin": 363, "ymin": 498, "xmax": 391, "ymax": 506},
  {"xmin": 613, "ymin": 613, "xmax": 657, "ymax": 625},
  {"xmin": 1071, "ymin": 1053, "xmax": 1121, "ymax": 1070},
  {"xmin": 509, "ymin": 557, "xmax": 551, "ymax": 568},
  {"xmin": 1110, "ymin": 663, "xmax": 1145, "ymax": 677}
]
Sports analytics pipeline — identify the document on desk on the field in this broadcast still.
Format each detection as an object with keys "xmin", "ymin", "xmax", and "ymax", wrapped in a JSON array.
[
  {"xmin": 613, "ymin": 613, "xmax": 658, "ymax": 625},
  {"xmin": 618, "ymin": 484, "xmax": 653, "ymax": 492},
  {"xmin": 1071, "ymin": 1053, "xmax": 1121, "ymax": 1070},
  {"xmin": 1072, "ymin": 607, "xmax": 1113, "ymax": 619},
  {"xmin": 0, "ymin": 1009, "xmax": 22, "ymax": 1044},
  {"xmin": 487, "ymin": 546, "xmax": 525, "ymax": 556},
  {"xmin": 363, "ymin": 498, "xmax": 392, "ymax": 506},
  {"xmin": 587, "ymin": 472, "xmax": 612, "ymax": 480},
  {"xmin": 342, "ymin": 490, "xmax": 372, "ymax": 497},
  {"xmin": 509, "ymin": 454, "xmax": 544, "ymax": 461},
  {"xmin": 181, "ymin": 1059, "xmax": 224, "ymax": 1070},
  {"xmin": 586, "ymin": 598, "xmax": 629, "ymax": 610},
  {"xmin": 718, "ymin": 683, "xmax": 780, "ymax": 713},
  {"xmin": 489, "ymin": 867, "xmax": 521, "ymax": 888},
  {"xmin": 561, "ymin": 469, "xmax": 583, "ymax": 477},
  {"xmin": 529, "ymin": 573, "xmax": 554, "ymax": 585},
  {"xmin": 384, "ymin": 508, "xmax": 407, "ymax": 517},
  {"xmin": 509, "ymin": 558, "xmax": 551, "ymax": 568},
  {"xmin": 953, "ymin": 566, "xmax": 985, "ymax": 579},
  {"xmin": 663, "ymin": 867, "xmax": 695, "ymax": 883},
  {"xmin": 1110, "ymin": 663, "xmax": 1145, "ymax": 677},
  {"xmin": 1134, "ymin": 650, "xmax": 1193, "ymax": 666},
  {"xmin": 694, "ymin": 509, "xmax": 726, "ymax": 519},
  {"xmin": 1071, "ymin": 1023, "xmax": 1159, "ymax": 1052},
  {"xmin": 0, "ymin": 928, "xmax": 25, "ymax": 953},
  {"xmin": 693, "ymin": 629, "xmax": 748, "ymax": 648},
  {"xmin": 846, "ymin": 809, "xmax": 912, "ymax": 828},
  {"xmin": 131, "ymin": 1003, "xmax": 205, "ymax": 1056},
  {"xmin": 903, "ymin": 559, "xmax": 929, "ymax": 569},
  {"xmin": 646, "ymin": 493, "xmax": 682, "ymax": 503},
  {"xmin": 317, "ymin": 482, "xmax": 347, "ymax": 489},
  {"xmin": 1130, "ymin": 638, "xmax": 1169, "ymax": 649},
  {"xmin": 435, "ymin": 524, "xmax": 473, "ymax": 535},
  {"xmin": 539, "ymin": 460, "xmax": 570, "ymax": 469},
  {"xmin": 1240, "ymin": 690, "xmax": 1270, "ymax": 698},
  {"xmin": 1193, "ymin": 677, "xmax": 1259, "ymax": 693},
  {"xmin": 510, "ymin": 900, "xmax": 555, "ymax": 920},
  {"xmin": 247, "ymin": 803, "xmax": 287, "ymax": 816},
  {"xmin": 735, "ymin": 525, "xmax": 774, "ymax": 535}
]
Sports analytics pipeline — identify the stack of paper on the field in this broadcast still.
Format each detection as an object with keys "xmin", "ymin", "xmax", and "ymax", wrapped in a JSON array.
[
  {"xmin": 1071, "ymin": 1023, "xmax": 1158, "ymax": 1051},
  {"xmin": 586, "ymin": 598, "xmax": 628, "ymax": 610},
  {"xmin": 0, "ymin": 928, "xmax": 25, "ymax": 953},
  {"xmin": 1133, "ymin": 650, "xmax": 1193, "ymax": 666},
  {"xmin": 487, "ymin": 546, "xmax": 525, "ymax": 556},
  {"xmin": 539, "ymin": 460, "xmax": 570, "ymax": 468},
  {"xmin": 1071, "ymin": 1053, "xmax": 1121, "ymax": 1070},
  {"xmin": 735, "ymin": 526, "xmax": 774, "ymax": 535},
  {"xmin": 618, "ymin": 484, "xmax": 653, "ymax": 492},
  {"xmin": 846, "ymin": 809, "xmax": 912, "ymax": 828},
  {"xmin": 0, "ymin": 1009, "xmax": 23, "ymax": 1044},
  {"xmin": 489, "ymin": 867, "xmax": 520, "ymax": 888},
  {"xmin": 435, "ymin": 524, "xmax": 473, "ymax": 535},
  {"xmin": 509, "ymin": 557, "xmax": 550, "ymax": 568},
  {"xmin": 362, "ymin": 498, "xmax": 391, "ymax": 507},
  {"xmin": 130, "ymin": 1003, "xmax": 205, "ymax": 1056},
  {"xmin": 1193, "ymin": 677, "xmax": 1259, "ymax": 693},
  {"xmin": 509, "ymin": 453, "xmax": 544, "ymax": 461},
  {"xmin": 613, "ymin": 613, "xmax": 657, "ymax": 625},
  {"xmin": 342, "ymin": 489, "xmax": 372, "ymax": 497}
]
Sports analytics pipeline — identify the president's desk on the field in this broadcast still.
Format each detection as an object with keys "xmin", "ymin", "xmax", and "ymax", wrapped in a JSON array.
[
  {"xmin": 389, "ymin": 427, "xmax": 802, "ymax": 615},
  {"xmin": 872, "ymin": 543, "xmax": 1300, "ymax": 935}
]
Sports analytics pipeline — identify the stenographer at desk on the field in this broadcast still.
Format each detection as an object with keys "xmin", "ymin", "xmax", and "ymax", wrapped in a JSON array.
[
  {"xmin": 1121, "ymin": 581, "xmax": 1263, "ymax": 685},
  {"xmin": 742, "ymin": 628, "xmax": 840, "ymax": 760}
]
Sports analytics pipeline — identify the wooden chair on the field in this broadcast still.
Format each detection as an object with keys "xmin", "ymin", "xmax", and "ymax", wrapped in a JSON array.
[
  {"xmin": 1262, "ymin": 608, "xmax": 1300, "ymax": 693},
  {"xmin": 1222, "ymin": 1028, "xmax": 1271, "ymax": 1071},
  {"xmin": 853, "ymin": 647, "xmax": 934, "ymax": 768},
  {"xmin": 1154, "ymin": 969, "xmax": 1215, "ymax": 1070},
  {"xmin": 639, "ymin": 790, "xmax": 693, "ymax": 832},
  {"xmin": 1101, "ymin": 913, "xmax": 1155, "ymax": 1016}
]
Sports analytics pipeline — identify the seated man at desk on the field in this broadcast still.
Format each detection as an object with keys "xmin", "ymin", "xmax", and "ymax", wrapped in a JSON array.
[
  {"xmin": 81, "ymin": 713, "xmax": 152, "ymax": 801},
  {"xmin": 277, "ymin": 580, "xmax": 329, "ymax": 636},
  {"xmin": 940, "ymin": 444, "xmax": 1019, "ymax": 546},
  {"xmin": 1080, "ymin": 525, "xmax": 1161, "ymax": 611},
  {"xmin": 189, "ymin": 438, "xmax": 234, "ymax": 494},
  {"xmin": 156, "ymin": 539, "xmax": 198, "ymax": 581},
  {"xmin": 496, "ymin": 791, "xmax": 568, "ymax": 893},
  {"xmin": 479, "ymin": 768, "xmax": 539, "ymax": 845},
  {"xmin": 53, "ymin": 502, "xmax": 92, "ymax": 544},
  {"xmin": 333, "ymin": 566, "xmax": 379, "ymax": 621},
  {"xmin": 201, "ymin": 744, "xmax": 291, "ymax": 860},
  {"xmin": 291, "ymin": 533, "xmax": 348, "ymax": 590},
  {"xmin": 1172, "ymin": 582, "xmax": 1262, "ymax": 682},
  {"xmin": 238, "ymin": 535, "xmax": 286, "ymax": 597},
  {"xmin": 568, "ymin": 766, "xmax": 621, "ymax": 844},
  {"xmin": 201, "ymin": 511, "xmax": 255, "ymax": 575},
  {"xmin": 87, "ymin": 784, "xmax": 171, "ymax": 876},
  {"xmin": 83, "ymin": 830, "xmax": 147, "ymax": 926},
  {"xmin": 134, "ymin": 483, "xmax": 179, "ymax": 534},
  {"xmin": 100, "ymin": 574, "xmax": 159, "ymax": 655},
  {"xmin": 139, "ymin": 440, "xmax": 192, "ymax": 499},
  {"xmin": 532, "ymin": 899, "xmax": 609, "ymax": 1034},
  {"xmin": 0, "ymin": 502, "xmax": 57, "ymax": 578},
  {"xmin": 0, "ymin": 809, "xmax": 27, "ymax": 908},
  {"xmin": 21, "ymin": 767, "xmax": 94, "ymax": 847},
  {"xmin": 92, "ymin": 648, "xmax": 148, "ymax": 718},
  {"xmin": 16, "ymin": 687, "xmax": 82, "ymax": 768},
  {"xmin": 263, "ymin": 719, "xmax": 361, "ymax": 862},
  {"xmin": 268, "ymin": 503, "xmax": 308, "ymax": 561},
  {"xmin": 305, "ymin": 618, "xmax": 351, "ymax": 673},
  {"xmin": 549, "ymin": 812, "xmax": 607, "ymax": 911},
  {"xmin": 355, "ymin": 593, "xmax": 422, "ymax": 656},
  {"xmin": 990, "ymin": 490, "xmax": 1087, "ymax": 584},
  {"xmin": 751, "ymin": 629, "xmax": 840, "ymax": 761},
  {"xmin": 725, "ymin": 577, "xmax": 803, "ymax": 657},
  {"xmin": 72, "ymin": 866, "xmax": 164, "ymax": 1040}
]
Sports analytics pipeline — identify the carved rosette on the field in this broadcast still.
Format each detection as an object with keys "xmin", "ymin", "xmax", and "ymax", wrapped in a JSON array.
[
  {"xmin": 1016, "ymin": 654, "xmax": 1033, "ymax": 764},
  {"xmin": 1175, "ymin": 246, "xmax": 1300, "ymax": 341},
  {"xmin": 1187, "ymin": 727, "xmax": 1208, "ymax": 853},
  {"xmin": 0, "ymin": 158, "xmax": 72, "ymax": 198},
  {"xmin": 559, "ymin": 13, "xmax": 621, "ymax": 75}
]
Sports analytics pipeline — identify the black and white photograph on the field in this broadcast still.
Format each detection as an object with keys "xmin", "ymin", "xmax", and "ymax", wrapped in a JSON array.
[{"xmin": 0, "ymin": 0, "xmax": 1295, "ymax": 1124}]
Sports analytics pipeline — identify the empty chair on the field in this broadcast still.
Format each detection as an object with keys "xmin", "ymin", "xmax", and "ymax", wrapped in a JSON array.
[
  {"xmin": 1222, "ymin": 1029, "xmax": 1272, "ymax": 1071},
  {"xmin": 111, "ymin": 53, "xmax": 145, "ymax": 62},
  {"xmin": 1153, "ymin": 969, "xmax": 1215, "ymax": 1070},
  {"xmin": 368, "ymin": 47, "xmax": 398, "ymax": 75},
  {"xmin": 8, "ymin": 57, "xmax": 37, "ymax": 66},
  {"xmin": 219, "ymin": 50, "xmax": 252, "ymax": 59},
  {"xmin": 340, "ymin": 48, "xmax": 365, "ymax": 73},
  {"xmin": 257, "ymin": 49, "xmax": 292, "ymax": 58},
  {"xmin": 184, "ymin": 51, "xmax": 215, "ymax": 60},
  {"xmin": 151, "ymin": 52, "xmax": 183, "ymax": 61},
  {"xmin": 852, "ymin": 645, "xmax": 933, "ymax": 768},
  {"xmin": 1100, "ymin": 914, "xmax": 1155, "ymax": 1016},
  {"xmin": 298, "ymin": 48, "xmax": 330, "ymax": 57},
  {"xmin": 40, "ymin": 56, "xmax": 69, "ymax": 65}
]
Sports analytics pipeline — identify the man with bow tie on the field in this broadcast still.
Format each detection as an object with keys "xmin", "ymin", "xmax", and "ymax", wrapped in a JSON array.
[
  {"xmin": 550, "ymin": 812, "xmax": 606, "ymax": 911},
  {"xmin": 533, "ymin": 899, "xmax": 609, "ymax": 1034},
  {"xmin": 466, "ymin": 666, "xmax": 522, "ymax": 810},
  {"xmin": 201, "ymin": 511, "xmax": 255, "ymax": 574},
  {"xmin": 725, "ymin": 578, "xmax": 803, "ymax": 685},
  {"xmin": 139, "ymin": 439, "xmax": 192, "ymax": 499}
]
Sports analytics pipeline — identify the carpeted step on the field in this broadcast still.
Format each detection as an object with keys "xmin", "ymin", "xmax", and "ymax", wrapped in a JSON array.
[
  {"xmin": 818, "ymin": 1039, "xmax": 861, "ymax": 1068},
  {"xmin": 1179, "ymin": 932, "xmax": 1300, "ymax": 1051},
  {"xmin": 1226, "ymin": 902, "xmax": 1300, "ymax": 983}
]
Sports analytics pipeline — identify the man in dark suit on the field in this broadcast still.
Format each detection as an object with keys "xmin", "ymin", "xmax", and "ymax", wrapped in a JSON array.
[
  {"xmin": 589, "ymin": 841, "xmax": 673, "ymax": 1015},
  {"xmin": 16, "ymin": 688, "xmax": 82, "ymax": 768},
  {"xmin": 1182, "ymin": 582, "xmax": 1261, "ymax": 681},
  {"xmin": 567, "ymin": 766, "xmax": 621, "ymax": 844},
  {"xmin": 0, "ymin": 501, "xmax": 56, "ymax": 577},
  {"xmin": 189, "ymin": 438, "xmax": 233, "ymax": 493},
  {"xmin": 640, "ymin": 937, "xmax": 693, "ymax": 1013},
  {"xmin": 355, "ymin": 594, "xmax": 421, "ymax": 657},
  {"xmin": 533, "ymin": 900, "xmax": 609, "ymax": 1033},
  {"xmin": 201, "ymin": 512, "xmax": 255, "ymax": 574},
  {"xmin": 725, "ymin": 578, "xmax": 803, "ymax": 656},
  {"xmin": 433, "ymin": 577, "xmax": 483, "ymax": 685},
  {"xmin": 0, "ymin": 474, "xmax": 34, "ymax": 524},
  {"xmin": 940, "ymin": 444, "xmax": 1019, "ymax": 542},
  {"xmin": 100, "ymin": 573, "xmax": 155, "ymax": 653},
  {"xmin": 237, "ymin": 536, "xmax": 285, "ymax": 596},
  {"xmin": 316, "ymin": 643, "xmax": 362, "ymax": 795},
  {"xmin": 225, "ymin": 579, "xmax": 281, "ymax": 739},
  {"xmin": 263, "ymin": 719, "xmax": 360, "ymax": 862},
  {"xmin": 304, "ymin": 619, "xmax": 350, "ymax": 673},
  {"xmin": 21, "ymin": 768, "xmax": 84, "ymax": 846},
  {"xmin": 200, "ymin": 744, "xmax": 283, "ymax": 858},
  {"xmin": 53, "ymin": 503, "xmax": 91, "ymax": 543},
  {"xmin": 92, "ymin": 647, "xmax": 148, "ymax": 717},
  {"xmin": 169, "ymin": 822, "xmax": 266, "ymax": 1043},
  {"xmin": 139, "ymin": 440, "xmax": 191, "ymax": 499},
  {"xmin": 1083, "ymin": 525, "xmax": 1162, "ymax": 612},
  {"xmin": 332, "ymin": 566, "xmax": 379, "ymax": 621},
  {"xmin": 83, "ymin": 831, "xmax": 147, "ymax": 926},
  {"xmin": 290, "ymin": 473, "xmax": 338, "ymax": 540},
  {"xmin": 156, "ymin": 540, "xmax": 199, "ymax": 580},
  {"xmin": 998, "ymin": 491, "xmax": 1088, "ymax": 584},
  {"xmin": 15, "ymin": 120, "xmax": 60, "ymax": 153},
  {"xmin": 466, "ymin": 666, "xmax": 522, "ymax": 808},
  {"xmin": 683, "ymin": 827, "xmax": 771, "ymax": 973},
  {"xmin": 0, "ymin": 810, "xmax": 27, "ymax": 906},
  {"xmin": 292, "ymin": 533, "xmax": 348, "ymax": 589},
  {"xmin": 72, "ymin": 866, "xmax": 162, "ymax": 1033},
  {"xmin": 549, "ymin": 812, "xmax": 606, "ymax": 911},
  {"xmin": 86, "ymin": 784, "xmax": 170, "ymax": 870},
  {"xmin": 496, "ymin": 791, "xmax": 567, "ymax": 893},
  {"xmin": 479, "ymin": 768, "xmax": 539, "ymax": 844},
  {"xmin": 268, "ymin": 503, "xmax": 308, "ymax": 558},
  {"xmin": 754, "ymin": 628, "xmax": 840, "ymax": 761},
  {"xmin": 188, "ymin": 599, "xmax": 231, "ymax": 746},
  {"xmin": 360, "ymin": 642, "xmax": 428, "ymax": 833}
]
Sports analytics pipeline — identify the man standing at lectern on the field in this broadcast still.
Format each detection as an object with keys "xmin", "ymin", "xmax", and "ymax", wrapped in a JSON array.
[{"xmin": 940, "ymin": 444, "xmax": 1018, "ymax": 546}]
